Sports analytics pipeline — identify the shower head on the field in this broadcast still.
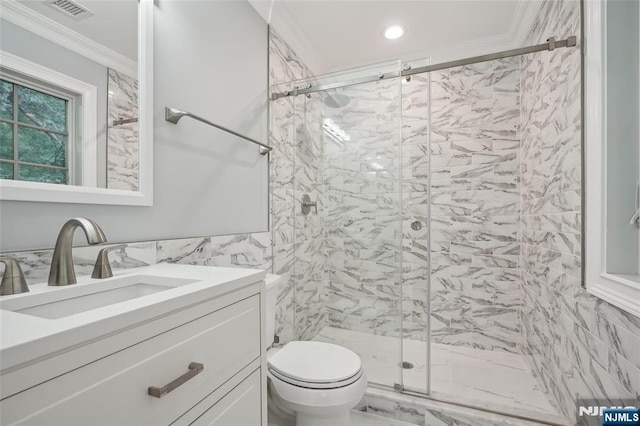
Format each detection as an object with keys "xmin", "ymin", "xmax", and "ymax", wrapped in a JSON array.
[{"xmin": 323, "ymin": 93, "xmax": 350, "ymax": 109}]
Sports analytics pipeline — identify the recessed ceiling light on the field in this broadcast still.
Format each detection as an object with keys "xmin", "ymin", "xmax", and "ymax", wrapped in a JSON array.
[{"xmin": 383, "ymin": 25, "xmax": 405, "ymax": 40}]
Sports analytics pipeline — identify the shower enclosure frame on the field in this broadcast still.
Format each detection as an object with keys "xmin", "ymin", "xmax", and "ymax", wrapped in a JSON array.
[
  {"xmin": 271, "ymin": 36, "xmax": 576, "ymax": 101},
  {"xmin": 269, "ymin": 30, "xmax": 580, "ymax": 418}
]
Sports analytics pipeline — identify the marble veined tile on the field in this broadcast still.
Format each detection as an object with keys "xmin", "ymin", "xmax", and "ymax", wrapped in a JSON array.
[
  {"xmin": 1, "ymin": 242, "xmax": 157, "ymax": 285},
  {"xmin": 107, "ymin": 68, "xmax": 139, "ymax": 191},
  {"xmin": 156, "ymin": 237, "xmax": 211, "ymax": 265}
]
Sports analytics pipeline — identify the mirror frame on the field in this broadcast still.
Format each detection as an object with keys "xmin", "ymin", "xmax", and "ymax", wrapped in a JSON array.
[
  {"xmin": 584, "ymin": 0, "xmax": 640, "ymax": 317},
  {"xmin": 0, "ymin": 0, "xmax": 153, "ymax": 206}
]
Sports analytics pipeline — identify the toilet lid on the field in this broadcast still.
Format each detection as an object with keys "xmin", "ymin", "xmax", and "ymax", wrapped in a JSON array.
[{"xmin": 268, "ymin": 341, "xmax": 362, "ymax": 385}]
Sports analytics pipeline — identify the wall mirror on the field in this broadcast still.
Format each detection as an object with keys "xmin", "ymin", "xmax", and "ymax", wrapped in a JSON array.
[
  {"xmin": 0, "ymin": 0, "xmax": 153, "ymax": 205},
  {"xmin": 585, "ymin": 0, "xmax": 640, "ymax": 317}
]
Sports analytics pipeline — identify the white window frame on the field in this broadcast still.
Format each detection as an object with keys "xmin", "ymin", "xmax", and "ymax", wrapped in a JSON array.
[
  {"xmin": 584, "ymin": 0, "xmax": 640, "ymax": 318},
  {"xmin": 0, "ymin": 50, "xmax": 97, "ymax": 187}
]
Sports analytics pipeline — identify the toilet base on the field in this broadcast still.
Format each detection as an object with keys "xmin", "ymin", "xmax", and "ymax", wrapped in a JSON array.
[
  {"xmin": 267, "ymin": 391, "xmax": 295, "ymax": 426},
  {"xmin": 267, "ymin": 379, "xmax": 358, "ymax": 426},
  {"xmin": 267, "ymin": 404, "xmax": 352, "ymax": 426}
]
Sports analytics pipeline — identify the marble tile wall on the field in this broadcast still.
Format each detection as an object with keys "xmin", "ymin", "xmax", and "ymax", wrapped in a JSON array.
[
  {"xmin": 268, "ymin": 29, "xmax": 326, "ymax": 343},
  {"xmin": 519, "ymin": 0, "xmax": 640, "ymax": 422},
  {"xmin": 429, "ymin": 58, "xmax": 522, "ymax": 352},
  {"xmin": 107, "ymin": 69, "xmax": 139, "ymax": 191},
  {"xmin": 269, "ymin": 87, "xmax": 298, "ymax": 344},
  {"xmin": 321, "ymin": 59, "xmax": 522, "ymax": 352},
  {"xmin": 322, "ymin": 78, "xmax": 404, "ymax": 337}
]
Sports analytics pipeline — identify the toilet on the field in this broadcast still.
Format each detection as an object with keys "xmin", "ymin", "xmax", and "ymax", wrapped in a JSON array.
[{"xmin": 264, "ymin": 274, "xmax": 367, "ymax": 426}]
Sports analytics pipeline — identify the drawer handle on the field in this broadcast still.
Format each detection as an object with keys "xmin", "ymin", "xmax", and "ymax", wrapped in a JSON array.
[{"xmin": 148, "ymin": 362, "xmax": 204, "ymax": 398}]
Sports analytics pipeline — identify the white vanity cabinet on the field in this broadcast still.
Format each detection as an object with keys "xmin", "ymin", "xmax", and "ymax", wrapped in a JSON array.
[{"xmin": 0, "ymin": 265, "xmax": 267, "ymax": 426}]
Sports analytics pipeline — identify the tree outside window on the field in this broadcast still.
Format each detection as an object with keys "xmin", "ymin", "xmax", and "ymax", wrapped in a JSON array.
[{"xmin": 0, "ymin": 78, "xmax": 70, "ymax": 184}]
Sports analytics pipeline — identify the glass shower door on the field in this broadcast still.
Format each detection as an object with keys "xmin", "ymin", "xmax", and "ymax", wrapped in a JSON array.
[
  {"xmin": 399, "ymin": 61, "xmax": 431, "ymax": 395},
  {"xmin": 304, "ymin": 61, "xmax": 406, "ymax": 391}
]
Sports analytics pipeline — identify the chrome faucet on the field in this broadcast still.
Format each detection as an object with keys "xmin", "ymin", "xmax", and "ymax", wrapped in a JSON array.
[
  {"xmin": 48, "ymin": 218, "xmax": 107, "ymax": 286},
  {"xmin": 0, "ymin": 257, "xmax": 29, "ymax": 295}
]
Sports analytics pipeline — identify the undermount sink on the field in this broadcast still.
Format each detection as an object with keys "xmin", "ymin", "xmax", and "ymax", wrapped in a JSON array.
[{"xmin": 0, "ymin": 274, "xmax": 198, "ymax": 320}]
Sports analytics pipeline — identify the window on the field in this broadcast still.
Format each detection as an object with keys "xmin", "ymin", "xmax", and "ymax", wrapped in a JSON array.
[{"xmin": 0, "ymin": 78, "xmax": 74, "ymax": 184}]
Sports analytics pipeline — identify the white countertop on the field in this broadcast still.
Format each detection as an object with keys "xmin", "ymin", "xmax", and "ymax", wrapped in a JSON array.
[{"xmin": 0, "ymin": 264, "xmax": 266, "ymax": 373}]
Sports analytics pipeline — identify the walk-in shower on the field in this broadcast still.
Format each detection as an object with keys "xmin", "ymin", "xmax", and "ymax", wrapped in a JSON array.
[{"xmin": 269, "ymin": 34, "xmax": 578, "ymax": 425}]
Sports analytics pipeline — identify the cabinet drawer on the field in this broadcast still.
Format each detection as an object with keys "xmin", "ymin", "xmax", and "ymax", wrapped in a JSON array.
[
  {"xmin": 189, "ymin": 369, "xmax": 261, "ymax": 426},
  {"xmin": 1, "ymin": 295, "xmax": 260, "ymax": 426}
]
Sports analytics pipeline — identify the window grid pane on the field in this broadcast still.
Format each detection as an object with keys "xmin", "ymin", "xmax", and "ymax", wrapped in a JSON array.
[
  {"xmin": 17, "ymin": 126, "xmax": 67, "ymax": 167},
  {"xmin": 16, "ymin": 85, "xmax": 67, "ymax": 133},
  {"xmin": 18, "ymin": 164, "xmax": 66, "ymax": 184},
  {"xmin": 0, "ymin": 122, "xmax": 13, "ymax": 160},
  {"xmin": 0, "ymin": 78, "xmax": 69, "ymax": 185},
  {"xmin": 0, "ymin": 80, "xmax": 13, "ymax": 120},
  {"xmin": 0, "ymin": 161, "xmax": 13, "ymax": 179}
]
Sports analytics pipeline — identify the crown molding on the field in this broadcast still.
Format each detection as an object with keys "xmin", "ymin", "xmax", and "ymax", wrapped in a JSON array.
[
  {"xmin": 0, "ymin": 0, "xmax": 136, "ymax": 78},
  {"xmin": 265, "ymin": 1, "xmax": 328, "ymax": 75}
]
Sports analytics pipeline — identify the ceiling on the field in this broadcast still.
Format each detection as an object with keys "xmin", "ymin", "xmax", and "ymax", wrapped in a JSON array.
[
  {"xmin": 253, "ymin": 0, "xmax": 540, "ymax": 75},
  {"xmin": 17, "ymin": 0, "xmax": 138, "ymax": 61}
]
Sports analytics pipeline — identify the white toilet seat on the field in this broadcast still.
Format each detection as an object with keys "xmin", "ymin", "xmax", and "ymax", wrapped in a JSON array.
[
  {"xmin": 268, "ymin": 341, "xmax": 362, "ymax": 389},
  {"xmin": 269, "ymin": 367, "xmax": 363, "ymax": 389}
]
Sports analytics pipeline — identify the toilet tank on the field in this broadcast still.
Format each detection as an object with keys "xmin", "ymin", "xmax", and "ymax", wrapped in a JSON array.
[{"xmin": 264, "ymin": 274, "xmax": 282, "ymax": 350}]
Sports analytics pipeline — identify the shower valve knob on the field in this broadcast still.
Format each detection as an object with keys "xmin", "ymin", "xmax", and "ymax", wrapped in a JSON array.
[{"xmin": 301, "ymin": 194, "xmax": 318, "ymax": 215}]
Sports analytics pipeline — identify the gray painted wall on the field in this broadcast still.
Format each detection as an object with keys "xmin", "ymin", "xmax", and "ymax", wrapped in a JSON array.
[
  {"xmin": 0, "ymin": 18, "xmax": 109, "ymax": 187},
  {"xmin": 0, "ymin": 0, "xmax": 269, "ymax": 252},
  {"xmin": 606, "ymin": 0, "xmax": 640, "ymax": 273}
]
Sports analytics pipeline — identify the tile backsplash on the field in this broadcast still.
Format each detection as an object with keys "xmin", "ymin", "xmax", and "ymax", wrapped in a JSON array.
[{"xmin": 1, "ymin": 233, "xmax": 271, "ymax": 286}]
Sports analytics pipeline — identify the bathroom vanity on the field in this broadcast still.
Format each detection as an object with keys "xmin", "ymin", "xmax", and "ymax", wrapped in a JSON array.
[{"xmin": 0, "ymin": 264, "xmax": 267, "ymax": 425}]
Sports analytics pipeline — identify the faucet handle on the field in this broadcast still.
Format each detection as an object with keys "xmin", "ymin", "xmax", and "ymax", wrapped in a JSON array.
[
  {"xmin": 0, "ymin": 257, "xmax": 29, "ymax": 295},
  {"xmin": 91, "ymin": 244, "xmax": 127, "ymax": 279}
]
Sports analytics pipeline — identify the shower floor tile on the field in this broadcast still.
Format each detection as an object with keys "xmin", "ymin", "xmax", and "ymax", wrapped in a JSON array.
[{"xmin": 313, "ymin": 327, "xmax": 565, "ymax": 424}]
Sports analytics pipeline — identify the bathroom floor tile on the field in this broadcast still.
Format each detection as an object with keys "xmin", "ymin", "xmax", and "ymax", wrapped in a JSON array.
[{"xmin": 313, "ymin": 327, "xmax": 562, "ymax": 423}]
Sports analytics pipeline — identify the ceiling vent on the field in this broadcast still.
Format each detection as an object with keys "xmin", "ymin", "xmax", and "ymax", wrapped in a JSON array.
[{"xmin": 43, "ymin": 0, "xmax": 94, "ymax": 21}]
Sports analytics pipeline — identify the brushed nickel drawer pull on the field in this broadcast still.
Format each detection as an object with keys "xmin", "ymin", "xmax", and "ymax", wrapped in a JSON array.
[{"xmin": 148, "ymin": 362, "xmax": 204, "ymax": 398}]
